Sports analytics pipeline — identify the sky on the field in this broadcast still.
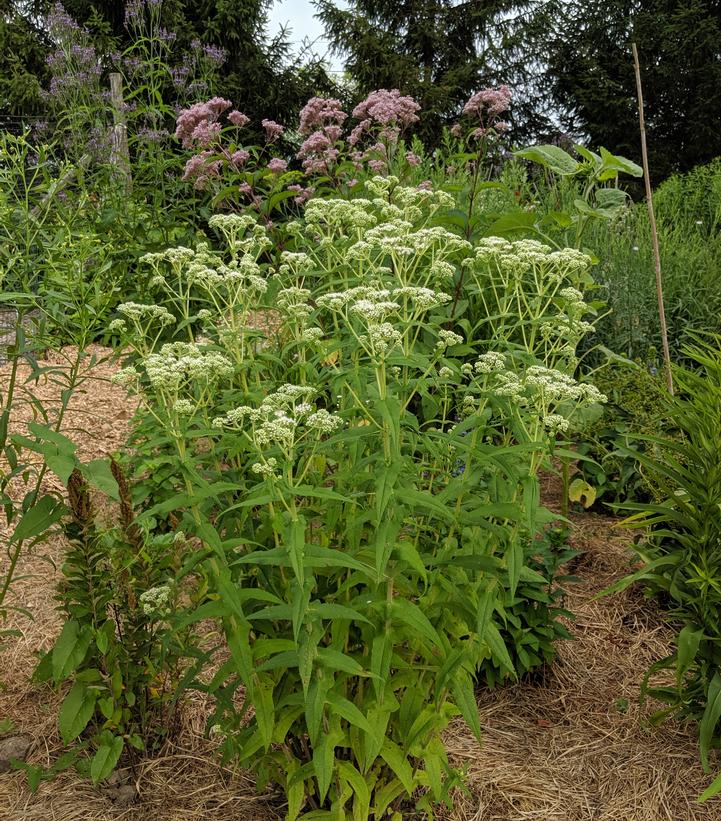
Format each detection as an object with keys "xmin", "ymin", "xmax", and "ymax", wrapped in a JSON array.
[{"xmin": 266, "ymin": 0, "xmax": 347, "ymax": 74}]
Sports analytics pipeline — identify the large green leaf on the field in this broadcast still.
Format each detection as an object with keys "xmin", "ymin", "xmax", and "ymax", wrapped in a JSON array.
[
  {"xmin": 514, "ymin": 145, "xmax": 580, "ymax": 175},
  {"xmin": 59, "ymin": 681, "xmax": 97, "ymax": 744},
  {"xmin": 10, "ymin": 494, "xmax": 65, "ymax": 545},
  {"xmin": 51, "ymin": 620, "xmax": 92, "ymax": 683},
  {"xmin": 90, "ymin": 735, "xmax": 124, "ymax": 784}
]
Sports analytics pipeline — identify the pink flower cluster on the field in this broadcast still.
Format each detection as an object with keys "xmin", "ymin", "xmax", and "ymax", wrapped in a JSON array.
[
  {"xmin": 463, "ymin": 85, "xmax": 511, "ymax": 118},
  {"xmin": 262, "ymin": 119, "xmax": 284, "ymax": 142},
  {"xmin": 228, "ymin": 110, "xmax": 250, "ymax": 127},
  {"xmin": 352, "ymin": 89, "xmax": 420, "ymax": 128},
  {"xmin": 299, "ymin": 97, "xmax": 347, "ymax": 136},
  {"xmin": 288, "ymin": 183, "xmax": 315, "ymax": 205},
  {"xmin": 175, "ymin": 97, "xmax": 232, "ymax": 149},
  {"xmin": 297, "ymin": 96, "xmax": 347, "ymax": 175},
  {"xmin": 182, "ymin": 151, "xmax": 222, "ymax": 190}
]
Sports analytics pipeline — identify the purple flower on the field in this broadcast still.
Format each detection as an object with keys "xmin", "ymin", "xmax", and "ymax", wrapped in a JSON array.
[
  {"xmin": 463, "ymin": 86, "xmax": 512, "ymax": 118},
  {"xmin": 231, "ymin": 149, "xmax": 250, "ymax": 166},
  {"xmin": 228, "ymin": 110, "xmax": 250, "ymax": 127},
  {"xmin": 182, "ymin": 151, "xmax": 221, "ymax": 189},
  {"xmin": 352, "ymin": 89, "xmax": 420, "ymax": 129},
  {"xmin": 405, "ymin": 151, "xmax": 421, "ymax": 167},
  {"xmin": 298, "ymin": 96, "xmax": 347, "ymax": 135},
  {"xmin": 267, "ymin": 158, "xmax": 288, "ymax": 174},
  {"xmin": 261, "ymin": 119, "xmax": 284, "ymax": 142},
  {"xmin": 191, "ymin": 120, "xmax": 221, "ymax": 148},
  {"xmin": 175, "ymin": 97, "xmax": 232, "ymax": 148},
  {"xmin": 297, "ymin": 130, "xmax": 339, "ymax": 174},
  {"xmin": 202, "ymin": 44, "xmax": 227, "ymax": 65}
]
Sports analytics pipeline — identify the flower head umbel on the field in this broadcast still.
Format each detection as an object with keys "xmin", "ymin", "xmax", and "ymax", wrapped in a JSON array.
[
  {"xmin": 262, "ymin": 119, "xmax": 285, "ymax": 142},
  {"xmin": 213, "ymin": 385, "xmax": 344, "ymax": 471},
  {"xmin": 460, "ymin": 85, "xmax": 512, "ymax": 141}
]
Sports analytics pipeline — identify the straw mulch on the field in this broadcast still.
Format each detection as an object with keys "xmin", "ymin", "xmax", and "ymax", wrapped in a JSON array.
[{"xmin": 1, "ymin": 349, "xmax": 718, "ymax": 820}]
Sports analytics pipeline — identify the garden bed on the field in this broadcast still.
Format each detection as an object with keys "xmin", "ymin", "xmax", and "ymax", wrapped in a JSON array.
[{"xmin": 0, "ymin": 350, "xmax": 717, "ymax": 820}]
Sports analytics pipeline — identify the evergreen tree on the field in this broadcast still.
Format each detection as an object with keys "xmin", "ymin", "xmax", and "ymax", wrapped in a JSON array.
[
  {"xmin": 0, "ymin": 1, "xmax": 50, "ymax": 120},
  {"xmin": 0, "ymin": 0, "xmax": 337, "ymax": 126},
  {"xmin": 313, "ymin": 0, "xmax": 537, "ymax": 139},
  {"xmin": 541, "ymin": 0, "xmax": 721, "ymax": 181}
]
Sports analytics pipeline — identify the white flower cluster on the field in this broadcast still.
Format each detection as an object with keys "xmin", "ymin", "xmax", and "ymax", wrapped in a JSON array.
[
  {"xmin": 351, "ymin": 297, "xmax": 401, "ymax": 321},
  {"xmin": 465, "ymin": 238, "xmax": 593, "ymax": 282},
  {"xmin": 278, "ymin": 251, "xmax": 314, "ymax": 278},
  {"xmin": 209, "ymin": 213, "xmax": 271, "ymax": 256},
  {"xmin": 144, "ymin": 342, "xmax": 234, "ymax": 392},
  {"xmin": 277, "ymin": 287, "xmax": 314, "ymax": 322},
  {"xmin": 252, "ymin": 457, "xmax": 279, "ymax": 478},
  {"xmin": 300, "ymin": 327, "xmax": 324, "ymax": 343},
  {"xmin": 428, "ymin": 260, "xmax": 456, "ymax": 284},
  {"xmin": 392, "ymin": 286, "xmax": 451, "ymax": 311},
  {"xmin": 393, "ymin": 183, "xmax": 455, "ymax": 213},
  {"xmin": 474, "ymin": 351, "xmax": 506, "ymax": 373},
  {"xmin": 111, "ymin": 366, "xmax": 140, "ymax": 387},
  {"xmin": 365, "ymin": 322, "xmax": 402, "ymax": 356},
  {"xmin": 213, "ymin": 384, "xmax": 344, "ymax": 449},
  {"xmin": 304, "ymin": 198, "xmax": 378, "ymax": 233},
  {"xmin": 436, "ymin": 329, "xmax": 464, "ymax": 350},
  {"xmin": 117, "ymin": 302, "xmax": 176, "ymax": 326},
  {"xmin": 483, "ymin": 363, "xmax": 606, "ymax": 410},
  {"xmin": 139, "ymin": 585, "xmax": 172, "ymax": 617},
  {"xmin": 543, "ymin": 414, "xmax": 570, "ymax": 434}
]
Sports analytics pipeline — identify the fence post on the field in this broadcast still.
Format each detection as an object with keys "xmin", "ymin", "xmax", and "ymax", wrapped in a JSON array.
[{"xmin": 109, "ymin": 72, "xmax": 132, "ymax": 193}]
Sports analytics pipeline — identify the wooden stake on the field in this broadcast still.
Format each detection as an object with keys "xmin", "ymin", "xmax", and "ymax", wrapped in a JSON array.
[
  {"xmin": 109, "ymin": 72, "xmax": 132, "ymax": 193},
  {"xmin": 632, "ymin": 42, "xmax": 673, "ymax": 394}
]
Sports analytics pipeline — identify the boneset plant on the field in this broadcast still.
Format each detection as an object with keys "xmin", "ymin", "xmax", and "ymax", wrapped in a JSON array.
[{"xmin": 92, "ymin": 178, "xmax": 603, "ymax": 815}]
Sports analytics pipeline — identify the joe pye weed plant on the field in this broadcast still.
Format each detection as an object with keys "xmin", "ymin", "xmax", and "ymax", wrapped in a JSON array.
[{"xmin": 97, "ymin": 179, "xmax": 605, "ymax": 817}]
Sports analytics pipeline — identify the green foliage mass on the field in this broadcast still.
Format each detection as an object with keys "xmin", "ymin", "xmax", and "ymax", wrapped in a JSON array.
[
  {"xmin": 541, "ymin": 0, "xmax": 721, "ymax": 183},
  {"xmin": 603, "ymin": 338, "xmax": 721, "ymax": 798}
]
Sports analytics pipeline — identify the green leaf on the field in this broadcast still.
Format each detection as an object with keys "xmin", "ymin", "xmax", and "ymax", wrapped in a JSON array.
[
  {"xmin": 485, "ymin": 210, "xmax": 537, "ymax": 237},
  {"xmin": 318, "ymin": 648, "xmax": 366, "ymax": 677},
  {"xmin": 451, "ymin": 671, "xmax": 481, "ymax": 742},
  {"xmin": 375, "ymin": 460, "xmax": 401, "ymax": 523},
  {"xmin": 327, "ymin": 692, "xmax": 375, "ymax": 736},
  {"xmin": 379, "ymin": 739, "xmax": 415, "ymax": 795},
  {"xmin": 484, "ymin": 623, "xmax": 516, "ymax": 678},
  {"xmin": 700, "ymin": 673, "xmax": 721, "ymax": 771},
  {"xmin": 699, "ymin": 770, "xmax": 721, "ymax": 803},
  {"xmin": 10, "ymin": 494, "xmax": 64, "ymax": 545},
  {"xmin": 90, "ymin": 735, "xmax": 123, "ymax": 784},
  {"xmin": 313, "ymin": 603, "xmax": 370, "ymax": 624},
  {"xmin": 287, "ymin": 516, "xmax": 306, "ymax": 585},
  {"xmin": 598, "ymin": 147, "xmax": 643, "ymax": 178},
  {"xmin": 506, "ymin": 537, "xmax": 523, "ymax": 599},
  {"xmin": 58, "ymin": 681, "xmax": 97, "ymax": 744},
  {"xmin": 81, "ymin": 460, "xmax": 119, "ymax": 501},
  {"xmin": 285, "ymin": 758, "xmax": 306, "ymax": 821},
  {"xmin": 51, "ymin": 620, "xmax": 92, "ymax": 683},
  {"xmin": 391, "ymin": 599, "xmax": 441, "ymax": 646},
  {"xmin": 337, "ymin": 760, "xmax": 371, "ymax": 821},
  {"xmin": 254, "ymin": 676, "xmax": 275, "ymax": 750},
  {"xmin": 676, "ymin": 625, "xmax": 703, "ymax": 687},
  {"xmin": 514, "ymin": 144, "xmax": 580, "ymax": 175},
  {"xmin": 568, "ymin": 478, "xmax": 597, "ymax": 509},
  {"xmin": 313, "ymin": 731, "xmax": 337, "ymax": 803}
]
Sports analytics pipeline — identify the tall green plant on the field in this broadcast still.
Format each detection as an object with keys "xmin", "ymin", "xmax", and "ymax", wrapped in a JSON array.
[
  {"xmin": 602, "ymin": 337, "xmax": 721, "ymax": 800},
  {"xmin": 97, "ymin": 181, "xmax": 602, "ymax": 815}
]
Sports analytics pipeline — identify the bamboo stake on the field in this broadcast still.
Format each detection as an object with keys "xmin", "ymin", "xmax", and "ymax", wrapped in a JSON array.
[{"xmin": 632, "ymin": 42, "xmax": 673, "ymax": 394}]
